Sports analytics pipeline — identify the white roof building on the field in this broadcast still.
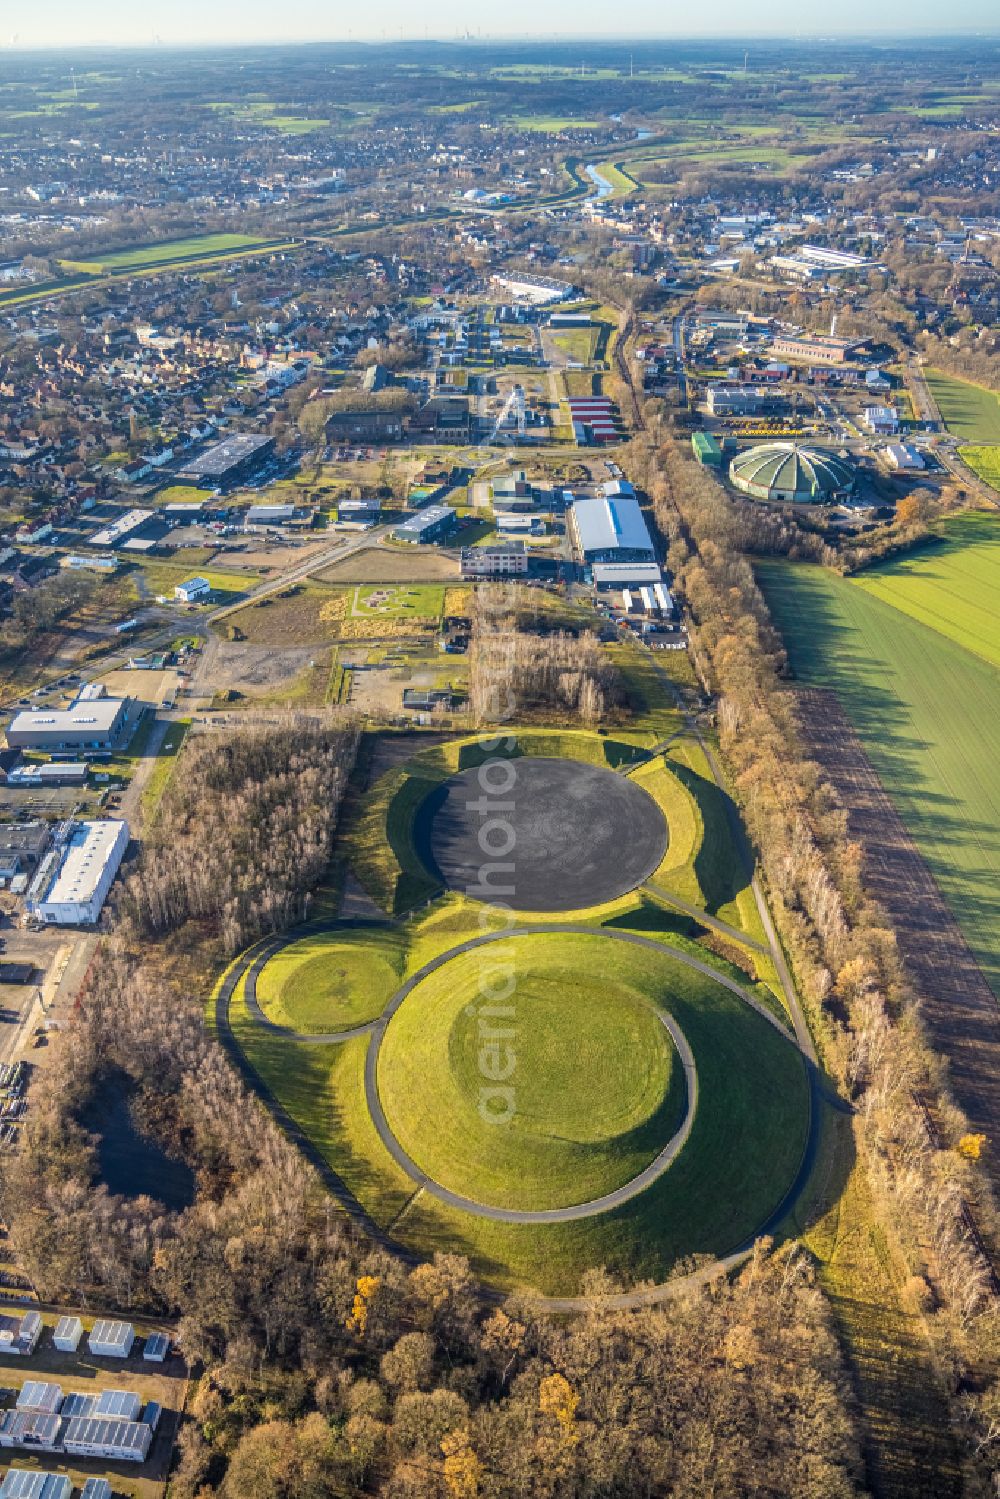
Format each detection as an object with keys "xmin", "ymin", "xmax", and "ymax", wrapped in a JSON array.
[
  {"xmin": 88, "ymin": 509, "xmax": 154, "ymax": 548},
  {"xmin": 15, "ymin": 1383, "xmax": 62, "ymax": 1416},
  {"xmin": 0, "ymin": 1310, "xmax": 41, "ymax": 1356},
  {"xmin": 26, "ymin": 820, "xmax": 129, "ymax": 927},
  {"xmin": 886, "ymin": 442, "xmax": 925, "ymax": 471},
  {"xmin": 7, "ymin": 698, "xmax": 128, "ymax": 752},
  {"xmin": 174, "ymin": 577, "xmax": 212, "ymax": 603},
  {"xmin": 87, "ymin": 1319, "xmax": 135, "ymax": 1358},
  {"xmin": 52, "ymin": 1315, "xmax": 83, "ymax": 1352},
  {"xmin": 0, "ymin": 1470, "xmax": 71, "ymax": 1499},
  {"xmin": 62, "ymin": 1416, "xmax": 151, "ymax": 1463}
]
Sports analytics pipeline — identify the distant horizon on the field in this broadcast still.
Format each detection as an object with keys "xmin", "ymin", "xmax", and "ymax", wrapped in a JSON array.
[{"xmin": 7, "ymin": 12, "xmax": 1000, "ymax": 52}]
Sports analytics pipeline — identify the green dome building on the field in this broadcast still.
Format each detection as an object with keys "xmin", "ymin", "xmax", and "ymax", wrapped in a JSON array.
[{"xmin": 729, "ymin": 443, "xmax": 856, "ymax": 504}]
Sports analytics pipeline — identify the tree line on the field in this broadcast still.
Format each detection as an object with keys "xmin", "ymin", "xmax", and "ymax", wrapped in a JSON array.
[{"xmin": 628, "ymin": 428, "xmax": 1000, "ymax": 1491}]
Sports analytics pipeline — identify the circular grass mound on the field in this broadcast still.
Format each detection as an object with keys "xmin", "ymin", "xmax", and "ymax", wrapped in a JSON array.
[
  {"xmin": 425, "ymin": 758, "xmax": 668, "ymax": 912},
  {"xmin": 256, "ymin": 929, "xmax": 404, "ymax": 1033},
  {"xmin": 377, "ymin": 934, "xmax": 688, "ymax": 1212}
]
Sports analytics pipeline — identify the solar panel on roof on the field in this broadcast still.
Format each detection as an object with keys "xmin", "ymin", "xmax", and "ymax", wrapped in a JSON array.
[{"xmin": 95, "ymin": 1389, "xmax": 141, "ymax": 1420}]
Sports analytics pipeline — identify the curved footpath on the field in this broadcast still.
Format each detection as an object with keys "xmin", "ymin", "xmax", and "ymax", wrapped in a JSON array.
[{"xmin": 214, "ymin": 919, "xmax": 826, "ymax": 1305}]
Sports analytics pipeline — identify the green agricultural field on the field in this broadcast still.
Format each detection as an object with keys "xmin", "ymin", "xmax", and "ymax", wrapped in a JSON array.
[
  {"xmin": 851, "ymin": 511, "xmax": 1000, "ymax": 669},
  {"xmin": 925, "ymin": 369, "xmax": 1000, "ymax": 443},
  {"xmin": 60, "ymin": 233, "xmax": 290, "ymax": 275},
  {"xmin": 506, "ymin": 114, "xmax": 604, "ymax": 131},
  {"xmin": 208, "ymin": 101, "xmax": 331, "ymax": 134},
  {"xmin": 959, "ymin": 446, "xmax": 1000, "ymax": 493},
  {"xmin": 758, "ymin": 560, "xmax": 1000, "ymax": 1000}
]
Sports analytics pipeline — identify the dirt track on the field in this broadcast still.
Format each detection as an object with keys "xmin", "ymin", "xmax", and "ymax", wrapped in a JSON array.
[{"xmin": 797, "ymin": 687, "xmax": 1000, "ymax": 1172}]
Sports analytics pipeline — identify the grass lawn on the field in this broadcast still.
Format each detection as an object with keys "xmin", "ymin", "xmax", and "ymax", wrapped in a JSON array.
[
  {"xmin": 925, "ymin": 369, "xmax": 1000, "ymax": 443},
  {"xmin": 551, "ymin": 327, "xmax": 599, "ymax": 363},
  {"xmin": 256, "ymin": 927, "xmax": 406, "ymax": 1032},
  {"xmin": 605, "ymin": 635, "xmax": 692, "ymax": 741},
  {"xmin": 595, "ymin": 162, "xmax": 640, "ymax": 199},
  {"xmin": 151, "ymin": 483, "xmax": 208, "ymax": 507},
  {"xmin": 232, "ymin": 919, "xmax": 810, "ymax": 1294},
  {"xmin": 139, "ymin": 718, "xmax": 189, "ymax": 821},
  {"xmin": 959, "ymin": 446, "xmax": 1000, "ymax": 493},
  {"xmin": 130, "ymin": 559, "xmax": 260, "ymax": 606},
  {"xmin": 351, "ymin": 583, "xmax": 445, "ymax": 620},
  {"xmin": 758, "ymin": 559, "xmax": 1000, "ymax": 1000},
  {"xmin": 851, "ymin": 511, "xmax": 1000, "ymax": 669},
  {"xmin": 378, "ymin": 933, "xmax": 686, "ymax": 1210}
]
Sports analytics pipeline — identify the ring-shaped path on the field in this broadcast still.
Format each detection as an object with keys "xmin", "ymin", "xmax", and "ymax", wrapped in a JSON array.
[
  {"xmin": 217, "ymin": 924, "xmax": 827, "ymax": 1309},
  {"xmin": 240, "ymin": 923, "xmax": 806, "ymax": 1224}
]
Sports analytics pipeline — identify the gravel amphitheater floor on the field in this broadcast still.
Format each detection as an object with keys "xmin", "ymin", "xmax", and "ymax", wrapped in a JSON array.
[{"xmin": 424, "ymin": 757, "xmax": 669, "ymax": 911}]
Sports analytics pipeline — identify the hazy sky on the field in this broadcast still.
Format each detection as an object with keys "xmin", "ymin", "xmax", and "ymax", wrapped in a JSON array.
[{"xmin": 8, "ymin": 0, "xmax": 1000, "ymax": 48}]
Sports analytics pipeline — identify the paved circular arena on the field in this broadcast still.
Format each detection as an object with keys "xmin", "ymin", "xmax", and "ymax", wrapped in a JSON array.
[{"xmin": 424, "ymin": 757, "xmax": 668, "ymax": 911}]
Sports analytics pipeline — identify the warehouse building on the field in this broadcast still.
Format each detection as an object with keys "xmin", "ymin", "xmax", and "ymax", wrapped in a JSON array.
[
  {"xmin": 706, "ymin": 384, "xmax": 787, "ymax": 418},
  {"xmin": 392, "ymin": 507, "xmax": 458, "ymax": 545},
  {"xmin": 244, "ymin": 503, "xmax": 296, "ymax": 528},
  {"xmin": 80, "ymin": 1482, "xmax": 112, "ymax": 1499},
  {"xmin": 0, "ymin": 1385, "xmax": 157, "ymax": 1467},
  {"xmin": 491, "ymin": 272, "xmax": 575, "ymax": 303},
  {"xmin": 87, "ymin": 509, "xmax": 155, "ymax": 549},
  {"xmin": 566, "ymin": 396, "xmax": 619, "ymax": 445},
  {"xmin": 886, "ymin": 442, "xmax": 925, "ymax": 471},
  {"xmin": 15, "ymin": 1385, "xmax": 62, "ymax": 1417},
  {"xmin": 0, "ymin": 1412, "xmax": 62, "ymax": 1451},
  {"xmin": 177, "ymin": 433, "xmax": 276, "ymax": 488},
  {"xmin": 592, "ymin": 561, "xmax": 663, "ymax": 590},
  {"xmin": 143, "ymin": 1332, "xmax": 170, "ymax": 1363},
  {"xmin": 26, "ymin": 820, "xmax": 130, "ymax": 927},
  {"xmin": 570, "ymin": 494, "xmax": 656, "ymax": 564},
  {"xmin": 6, "ymin": 698, "xmax": 128, "ymax": 753},
  {"xmin": 336, "ymin": 497, "xmax": 381, "ymax": 529},
  {"xmin": 771, "ymin": 334, "xmax": 864, "ymax": 366}
]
